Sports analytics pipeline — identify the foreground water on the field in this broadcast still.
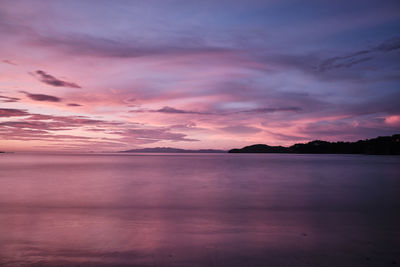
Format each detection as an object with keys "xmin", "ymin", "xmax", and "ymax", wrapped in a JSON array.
[{"xmin": 0, "ymin": 153, "xmax": 399, "ymax": 266}]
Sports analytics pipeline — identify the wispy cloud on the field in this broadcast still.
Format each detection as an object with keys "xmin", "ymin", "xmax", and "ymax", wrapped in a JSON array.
[
  {"xmin": 234, "ymin": 107, "xmax": 302, "ymax": 114},
  {"xmin": 131, "ymin": 106, "xmax": 302, "ymax": 116},
  {"xmin": 130, "ymin": 106, "xmax": 208, "ymax": 115},
  {"xmin": 0, "ymin": 108, "xmax": 29, "ymax": 117},
  {"xmin": 0, "ymin": 95, "xmax": 19, "ymax": 103},
  {"xmin": 1, "ymin": 59, "xmax": 16, "ymax": 65},
  {"xmin": 21, "ymin": 91, "xmax": 62, "ymax": 102},
  {"xmin": 125, "ymin": 128, "xmax": 198, "ymax": 142},
  {"xmin": 32, "ymin": 70, "xmax": 81, "ymax": 88},
  {"xmin": 316, "ymin": 37, "xmax": 400, "ymax": 72},
  {"xmin": 155, "ymin": 106, "xmax": 206, "ymax": 114},
  {"xmin": 0, "ymin": 108, "xmax": 198, "ymax": 149}
]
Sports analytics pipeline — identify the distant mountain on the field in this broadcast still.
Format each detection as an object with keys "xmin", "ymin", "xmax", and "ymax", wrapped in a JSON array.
[
  {"xmin": 229, "ymin": 134, "xmax": 400, "ymax": 155},
  {"xmin": 229, "ymin": 144, "xmax": 289, "ymax": 153},
  {"xmin": 120, "ymin": 147, "xmax": 226, "ymax": 153}
]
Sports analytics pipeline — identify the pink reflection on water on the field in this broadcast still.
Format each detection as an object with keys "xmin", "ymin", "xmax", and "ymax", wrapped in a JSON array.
[
  {"xmin": 1, "ymin": 207, "xmax": 321, "ymax": 266},
  {"xmin": 0, "ymin": 153, "xmax": 399, "ymax": 266}
]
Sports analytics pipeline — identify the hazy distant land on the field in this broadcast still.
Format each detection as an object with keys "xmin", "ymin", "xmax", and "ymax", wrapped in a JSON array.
[
  {"xmin": 117, "ymin": 134, "xmax": 400, "ymax": 155},
  {"xmin": 229, "ymin": 134, "xmax": 400, "ymax": 155},
  {"xmin": 120, "ymin": 147, "xmax": 226, "ymax": 153}
]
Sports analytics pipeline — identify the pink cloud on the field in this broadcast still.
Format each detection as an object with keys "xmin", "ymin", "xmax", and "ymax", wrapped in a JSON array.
[
  {"xmin": 0, "ymin": 108, "xmax": 29, "ymax": 117},
  {"xmin": 385, "ymin": 115, "xmax": 400, "ymax": 126},
  {"xmin": 32, "ymin": 70, "xmax": 81, "ymax": 88}
]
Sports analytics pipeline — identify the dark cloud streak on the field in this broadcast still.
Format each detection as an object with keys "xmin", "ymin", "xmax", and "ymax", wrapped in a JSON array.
[
  {"xmin": 0, "ymin": 95, "xmax": 19, "ymax": 103},
  {"xmin": 131, "ymin": 106, "xmax": 301, "ymax": 116},
  {"xmin": 234, "ymin": 106, "xmax": 302, "ymax": 114},
  {"xmin": 375, "ymin": 37, "xmax": 400, "ymax": 52},
  {"xmin": 33, "ymin": 70, "xmax": 81, "ymax": 88},
  {"xmin": 21, "ymin": 91, "xmax": 62, "ymax": 102},
  {"xmin": 316, "ymin": 37, "xmax": 400, "ymax": 72},
  {"xmin": 0, "ymin": 108, "xmax": 29, "ymax": 117},
  {"xmin": 155, "ymin": 106, "xmax": 207, "ymax": 114},
  {"xmin": 33, "ymin": 33, "xmax": 230, "ymax": 59}
]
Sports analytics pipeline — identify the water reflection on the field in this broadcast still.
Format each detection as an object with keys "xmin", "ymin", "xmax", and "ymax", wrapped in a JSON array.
[{"xmin": 0, "ymin": 153, "xmax": 399, "ymax": 266}]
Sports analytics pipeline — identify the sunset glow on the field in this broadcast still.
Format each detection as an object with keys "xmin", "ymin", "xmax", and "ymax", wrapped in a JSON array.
[{"xmin": 1, "ymin": 0, "xmax": 399, "ymax": 151}]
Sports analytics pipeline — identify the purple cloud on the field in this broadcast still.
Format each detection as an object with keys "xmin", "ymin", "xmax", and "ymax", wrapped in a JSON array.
[
  {"xmin": 131, "ymin": 106, "xmax": 208, "ymax": 115},
  {"xmin": 234, "ymin": 107, "xmax": 302, "ymax": 114},
  {"xmin": 131, "ymin": 106, "xmax": 301, "ymax": 116},
  {"xmin": 0, "ymin": 111, "xmax": 123, "ymax": 139},
  {"xmin": 0, "ymin": 95, "xmax": 19, "ymax": 103},
  {"xmin": 30, "ymin": 31, "xmax": 230, "ymax": 59},
  {"xmin": 316, "ymin": 37, "xmax": 400, "ymax": 73},
  {"xmin": 21, "ymin": 91, "xmax": 62, "ymax": 102},
  {"xmin": 0, "ymin": 108, "xmax": 29, "ymax": 117},
  {"xmin": 67, "ymin": 103, "xmax": 82, "ymax": 107},
  {"xmin": 156, "ymin": 106, "xmax": 205, "ymax": 114},
  {"xmin": 33, "ymin": 70, "xmax": 81, "ymax": 88}
]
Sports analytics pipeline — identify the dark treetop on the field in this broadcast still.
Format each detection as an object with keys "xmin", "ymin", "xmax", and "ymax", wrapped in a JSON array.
[{"xmin": 229, "ymin": 134, "xmax": 400, "ymax": 155}]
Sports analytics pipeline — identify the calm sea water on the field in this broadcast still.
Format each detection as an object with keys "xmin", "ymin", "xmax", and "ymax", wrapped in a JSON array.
[{"xmin": 0, "ymin": 153, "xmax": 399, "ymax": 266}]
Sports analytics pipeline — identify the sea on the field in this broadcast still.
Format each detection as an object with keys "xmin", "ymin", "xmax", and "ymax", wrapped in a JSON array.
[{"xmin": 0, "ymin": 153, "xmax": 399, "ymax": 266}]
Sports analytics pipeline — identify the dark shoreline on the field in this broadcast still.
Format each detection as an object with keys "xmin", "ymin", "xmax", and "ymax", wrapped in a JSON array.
[{"xmin": 229, "ymin": 134, "xmax": 400, "ymax": 155}]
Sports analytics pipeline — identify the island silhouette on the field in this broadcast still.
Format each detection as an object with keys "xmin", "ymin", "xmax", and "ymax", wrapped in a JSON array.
[{"xmin": 229, "ymin": 134, "xmax": 400, "ymax": 155}]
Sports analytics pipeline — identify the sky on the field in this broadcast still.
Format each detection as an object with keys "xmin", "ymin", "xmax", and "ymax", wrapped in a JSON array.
[{"xmin": 0, "ymin": 0, "xmax": 399, "ymax": 152}]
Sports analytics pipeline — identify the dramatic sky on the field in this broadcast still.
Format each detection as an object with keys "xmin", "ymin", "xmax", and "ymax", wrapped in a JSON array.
[{"xmin": 0, "ymin": 0, "xmax": 399, "ymax": 151}]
